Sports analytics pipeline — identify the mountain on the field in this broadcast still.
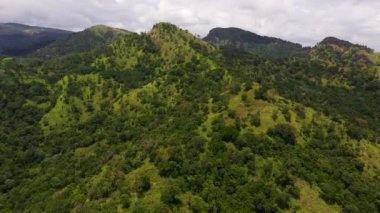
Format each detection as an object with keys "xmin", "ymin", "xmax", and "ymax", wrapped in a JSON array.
[
  {"xmin": 311, "ymin": 36, "xmax": 380, "ymax": 66},
  {"xmin": 0, "ymin": 23, "xmax": 72, "ymax": 56},
  {"xmin": 320, "ymin": 37, "xmax": 368, "ymax": 49},
  {"xmin": 34, "ymin": 25, "xmax": 132, "ymax": 57},
  {"xmin": 0, "ymin": 23, "xmax": 379, "ymax": 212},
  {"xmin": 204, "ymin": 27, "xmax": 309, "ymax": 59}
]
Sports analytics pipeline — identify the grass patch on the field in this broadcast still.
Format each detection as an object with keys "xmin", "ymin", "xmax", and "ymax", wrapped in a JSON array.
[
  {"xmin": 290, "ymin": 180, "xmax": 341, "ymax": 213},
  {"xmin": 359, "ymin": 141, "xmax": 380, "ymax": 178}
]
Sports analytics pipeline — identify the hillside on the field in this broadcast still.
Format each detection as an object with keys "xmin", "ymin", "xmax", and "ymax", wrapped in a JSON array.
[
  {"xmin": 312, "ymin": 36, "xmax": 380, "ymax": 66},
  {"xmin": 0, "ymin": 23, "xmax": 379, "ymax": 212},
  {"xmin": 34, "ymin": 25, "xmax": 132, "ymax": 57},
  {"xmin": 204, "ymin": 27, "xmax": 309, "ymax": 59},
  {"xmin": 0, "ymin": 23, "xmax": 72, "ymax": 56}
]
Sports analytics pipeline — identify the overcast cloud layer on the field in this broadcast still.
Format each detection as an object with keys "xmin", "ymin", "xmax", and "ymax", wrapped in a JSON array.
[{"xmin": 0, "ymin": 0, "xmax": 379, "ymax": 50}]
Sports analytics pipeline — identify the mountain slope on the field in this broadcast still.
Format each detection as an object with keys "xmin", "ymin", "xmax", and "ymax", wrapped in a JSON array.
[
  {"xmin": 204, "ymin": 27, "xmax": 309, "ymax": 59},
  {"xmin": 0, "ymin": 23, "xmax": 379, "ymax": 212},
  {"xmin": 34, "ymin": 25, "xmax": 132, "ymax": 57},
  {"xmin": 0, "ymin": 23, "xmax": 72, "ymax": 56},
  {"xmin": 311, "ymin": 36, "xmax": 380, "ymax": 66}
]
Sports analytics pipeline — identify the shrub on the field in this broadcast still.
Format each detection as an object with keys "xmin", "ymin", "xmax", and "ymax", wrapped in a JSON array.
[
  {"xmin": 276, "ymin": 193, "xmax": 291, "ymax": 209},
  {"xmin": 241, "ymin": 93, "xmax": 248, "ymax": 102},
  {"xmin": 250, "ymin": 112, "xmax": 261, "ymax": 127},
  {"xmin": 220, "ymin": 125, "xmax": 240, "ymax": 142}
]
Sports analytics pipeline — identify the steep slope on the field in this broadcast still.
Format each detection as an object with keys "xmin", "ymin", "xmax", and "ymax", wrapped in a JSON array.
[
  {"xmin": 0, "ymin": 23, "xmax": 379, "ymax": 212},
  {"xmin": 204, "ymin": 27, "xmax": 309, "ymax": 59},
  {"xmin": 0, "ymin": 23, "xmax": 72, "ymax": 56},
  {"xmin": 34, "ymin": 25, "xmax": 132, "ymax": 57}
]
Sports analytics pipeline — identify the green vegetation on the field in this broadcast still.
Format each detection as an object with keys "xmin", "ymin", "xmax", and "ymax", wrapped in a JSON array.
[
  {"xmin": 0, "ymin": 22, "xmax": 379, "ymax": 212},
  {"xmin": 34, "ymin": 25, "xmax": 131, "ymax": 58}
]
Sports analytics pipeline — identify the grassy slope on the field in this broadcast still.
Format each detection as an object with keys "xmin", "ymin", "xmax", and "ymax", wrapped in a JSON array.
[{"xmin": 292, "ymin": 180, "xmax": 341, "ymax": 213}]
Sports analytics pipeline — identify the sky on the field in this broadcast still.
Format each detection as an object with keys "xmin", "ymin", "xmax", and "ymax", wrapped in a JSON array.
[{"xmin": 0, "ymin": 0, "xmax": 379, "ymax": 50}]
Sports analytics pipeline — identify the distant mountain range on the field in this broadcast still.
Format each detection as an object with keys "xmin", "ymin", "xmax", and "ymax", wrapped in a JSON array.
[
  {"xmin": 1, "ymin": 23, "xmax": 377, "ymax": 60},
  {"xmin": 0, "ymin": 23, "xmax": 72, "ymax": 56}
]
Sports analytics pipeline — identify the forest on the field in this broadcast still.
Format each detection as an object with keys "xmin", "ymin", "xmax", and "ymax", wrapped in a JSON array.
[{"xmin": 0, "ymin": 22, "xmax": 379, "ymax": 212}]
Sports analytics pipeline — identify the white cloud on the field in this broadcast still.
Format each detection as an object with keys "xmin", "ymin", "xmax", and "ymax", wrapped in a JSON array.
[{"xmin": 0, "ymin": 0, "xmax": 379, "ymax": 50}]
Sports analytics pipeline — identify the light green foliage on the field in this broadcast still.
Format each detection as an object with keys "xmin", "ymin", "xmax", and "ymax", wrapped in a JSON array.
[{"xmin": 291, "ymin": 180, "xmax": 341, "ymax": 213}]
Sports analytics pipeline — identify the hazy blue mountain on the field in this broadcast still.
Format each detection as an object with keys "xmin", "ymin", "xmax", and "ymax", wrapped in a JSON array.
[{"xmin": 0, "ymin": 23, "xmax": 72, "ymax": 56}]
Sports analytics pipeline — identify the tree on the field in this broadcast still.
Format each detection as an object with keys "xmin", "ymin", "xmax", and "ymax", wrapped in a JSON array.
[
  {"xmin": 161, "ymin": 184, "xmax": 181, "ymax": 205},
  {"xmin": 250, "ymin": 112, "xmax": 261, "ymax": 127},
  {"xmin": 135, "ymin": 175, "xmax": 151, "ymax": 196},
  {"xmin": 276, "ymin": 193, "xmax": 291, "ymax": 209},
  {"xmin": 268, "ymin": 124, "xmax": 297, "ymax": 145},
  {"xmin": 220, "ymin": 125, "xmax": 239, "ymax": 142}
]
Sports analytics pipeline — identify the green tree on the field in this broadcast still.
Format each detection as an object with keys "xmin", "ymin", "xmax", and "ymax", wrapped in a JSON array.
[{"xmin": 268, "ymin": 124, "xmax": 297, "ymax": 145}]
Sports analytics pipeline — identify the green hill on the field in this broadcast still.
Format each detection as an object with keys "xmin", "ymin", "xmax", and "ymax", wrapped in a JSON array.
[
  {"xmin": 33, "ymin": 25, "xmax": 132, "ymax": 58},
  {"xmin": 0, "ymin": 23, "xmax": 379, "ymax": 212},
  {"xmin": 311, "ymin": 36, "xmax": 380, "ymax": 66}
]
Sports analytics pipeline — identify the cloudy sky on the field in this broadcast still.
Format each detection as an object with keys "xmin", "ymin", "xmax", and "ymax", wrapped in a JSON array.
[{"xmin": 1, "ymin": 0, "xmax": 379, "ymax": 50}]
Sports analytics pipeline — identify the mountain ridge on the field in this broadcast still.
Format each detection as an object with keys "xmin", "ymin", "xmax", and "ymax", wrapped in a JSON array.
[
  {"xmin": 2, "ymin": 22, "xmax": 378, "ymax": 57},
  {"xmin": 320, "ymin": 36, "xmax": 373, "ymax": 51},
  {"xmin": 33, "ymin": 25, "xmax": 132, "ymax": 57},
  {"xmin": 204, "ymin": 27, "xmax": 309, "ymax": 59},
  {"xmin": 0, "ymin": 23, "xmax": 72, "ymax": 35},
  {"xmin": 0, "ymin": 23, "xmax": 73, "ymax": 56},
  {"xmin": 204, "ymin": 27, "xmax": 303, "ymax": 47}
]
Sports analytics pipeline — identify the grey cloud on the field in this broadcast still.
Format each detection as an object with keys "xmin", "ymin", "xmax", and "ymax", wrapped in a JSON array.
[{"xmin": 0, "ymin": 0, "xmax": 379, "ymax": 50}]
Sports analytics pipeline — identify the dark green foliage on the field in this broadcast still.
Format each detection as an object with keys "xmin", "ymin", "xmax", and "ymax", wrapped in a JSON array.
[
  {"xmin": 268, "ymin": 124, "xmax": 297, "ymax": 145},
  {"xmin": 276, "ymin": 193, "xmax": 291, "ymax": 209},
  {"xmin": 347, "ymin": 125, "xmax": 367, "ymax": 141},
  {"xmin": 230, "ymin": 83, "xmax": 241, "ymax": 94},
  {"xmin": 208, "ymin": 138, "xmax": 226, "ymax": 154},
  {"xmin": 204, "ymin": 27, "xmax": 309, "ymax": 59},
  {"xmin": 272, "ymin": 111, "xmax": 278, "ymax": 121},
  {"xmin": 241, "ymin": 93, "xmax": 248, "ymax": 102},
  {"xmin": 282, "ymin": 108, "xmax": 292, "ymax": 122},
  {"xmin": 295, "ymin": 105, "xmax": 306, "ymax": 119},
  {"xmin": 135, "ymin": 175, "xmax": 151, "ymax": 196},
  {"xmin": 227, "ymin": 110, "xmax": 237, "ymax": 119},
  {"xmin": 121, "ymin": 194, "xmax": 131, "ymax": 208},
  {"xmin": 220, "ymin": 125, "xmax": 240, "ymax": 142},
  {"xmin": 250, "ymin": 112, "xmax": 261, "ymax": 127},
  {"xmin": 255, "ymin": 86, "xmax": 269, "ymax": 100},
  {"xmin": 161, "ymin": 183, "xmax": 181, "ymax": 206}
]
